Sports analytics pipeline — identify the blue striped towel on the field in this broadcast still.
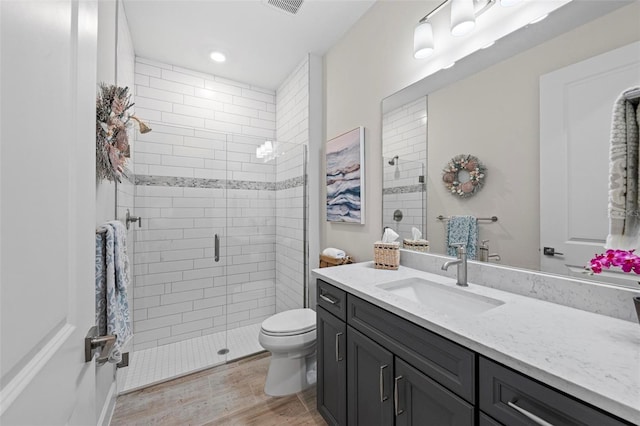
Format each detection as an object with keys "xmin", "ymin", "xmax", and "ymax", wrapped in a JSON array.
[
  {"xmin": 95, "ymin": 221, "xmax": 132, "ymax": 363},
  {"xmin": 446, "ymin": 215, "xmax": 478, "ymax": 260}
]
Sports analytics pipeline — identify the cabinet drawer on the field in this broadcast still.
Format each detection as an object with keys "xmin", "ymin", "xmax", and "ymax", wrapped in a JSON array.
[
  {"xmin": 317, "ymin": 279, "xmax": 347, "ymax": 321},
  {"xmin": 479, "ymin": 357, "xmax": 632, "ymax": 426},
  {"xmin": 347, "ymin": 294, "xmax": 475, "ymax": 403}
]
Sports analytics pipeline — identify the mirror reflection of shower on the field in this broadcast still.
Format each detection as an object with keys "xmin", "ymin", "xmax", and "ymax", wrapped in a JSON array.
[
  {"xmin": 388, "ymin": 155, "xmax": 399, "ymax": 166},
  {"xmin": 256, "ymin": 140, "xmax": 286, "ymax": 163}
]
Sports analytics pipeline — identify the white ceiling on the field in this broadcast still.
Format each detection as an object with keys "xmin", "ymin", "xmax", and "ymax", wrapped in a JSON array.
[{"xmin": 122, "ymin": 0, "xmax": 377, "ymax": 90}]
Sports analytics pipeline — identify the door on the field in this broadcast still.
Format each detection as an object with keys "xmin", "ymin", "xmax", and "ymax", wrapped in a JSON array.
[
  {"xmin": 1, "ymin": 1, "xmax": 98, "ymax": 424},
  {"xmin": 394, "ymin": 358, "xmax": 474, "ymax": 426},
  {"xmin": 540, "ymin": 41, "xmax": 640, "ymax": 287},
  {"xmin": 347, "ymin": 326, "xmax": 394, "ymax": 426},
  {"xmin": 317, "ymin": 307, "xmax": 347, "ymax": 426}
]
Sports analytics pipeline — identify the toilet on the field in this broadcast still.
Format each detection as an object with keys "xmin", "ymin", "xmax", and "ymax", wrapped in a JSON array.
[{"xmin": 258, "ymin": 308, "xmax": 317, "ymax": 396}]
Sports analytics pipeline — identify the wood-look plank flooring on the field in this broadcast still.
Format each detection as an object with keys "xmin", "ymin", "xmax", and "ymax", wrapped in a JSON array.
[{"xmin": 111, "ymin": 352, "xmax": 327, "ymax": 426}]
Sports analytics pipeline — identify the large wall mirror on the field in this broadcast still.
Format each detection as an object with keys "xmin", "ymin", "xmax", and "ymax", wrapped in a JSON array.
[{"xmin": 381, "ymin": 0, "xmax": 640, "ymax": 289}]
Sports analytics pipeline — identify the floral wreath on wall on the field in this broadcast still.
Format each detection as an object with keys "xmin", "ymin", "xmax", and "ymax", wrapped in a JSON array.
[
  {"xmin": 442, "ymin": 154, "xmax": 486, "ymax": 198},
  {"xmin": 96, "ymin": 84, "xmax": 134, "ymax": 182}
]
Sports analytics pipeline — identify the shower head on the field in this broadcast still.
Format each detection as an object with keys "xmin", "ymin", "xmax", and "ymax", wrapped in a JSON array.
[{"xmin": 388, "ymin": 155, "xmax": 399, "ymax": 166}]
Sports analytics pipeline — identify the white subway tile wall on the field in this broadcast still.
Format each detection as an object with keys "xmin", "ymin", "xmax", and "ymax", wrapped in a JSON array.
[
  {"xmin": 275, "ymin": 57, "xmax": 309, "ymax": 312},
  {"xmin": 131, "ymin": 57, "xmax": 308, "ymax": 351},
  {"xmin": 382, "ymin": 97, "xmax": 427, "ymax": 239}
]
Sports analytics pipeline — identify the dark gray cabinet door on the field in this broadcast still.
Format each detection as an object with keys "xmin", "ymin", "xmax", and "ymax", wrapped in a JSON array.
[
  {"xmin": 395, "ymin": 358, "xmax": 474, "ymax": 426},
  {"xmin": 317, "ymin": 306, "xmax": 347, "ymax": 426},
  {"xmin": 348, "ymin": 326, "xmax": 394, "ymax": 426}
]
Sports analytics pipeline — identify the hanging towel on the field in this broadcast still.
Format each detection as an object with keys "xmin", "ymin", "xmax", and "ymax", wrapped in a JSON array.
[
  {"xmin": 446, "ymin": 215, "xmax": 478, "ymax": 260},
  {"xmin": 606, "ymin": 87, "xmax": 640, "ymax": 250},
  {"xmin": 95, "ymin": 221, "xmax": 132, "ymax": 363}
]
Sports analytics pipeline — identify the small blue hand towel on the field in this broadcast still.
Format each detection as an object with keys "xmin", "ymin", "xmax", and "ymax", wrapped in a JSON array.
[{"xmin": 446, "ymin": 215, "xmax": 478, "ymax": 260}]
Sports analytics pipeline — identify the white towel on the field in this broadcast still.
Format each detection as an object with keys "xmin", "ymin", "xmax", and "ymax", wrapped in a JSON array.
[
  {"xmin": 606, "ymin": 87, "xmax": 640, "ymax": 250},
  {"xmin": 322, "ymin": 247, "xmax": 346, "ymax": 259}
]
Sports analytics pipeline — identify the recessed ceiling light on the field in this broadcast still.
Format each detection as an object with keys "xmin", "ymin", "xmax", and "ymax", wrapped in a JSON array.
[
  {"xmin": 209, "ymin": 51, "xmax": 226, "ymax": 63},
  {"xmin": 442, "ymin": 62, "xmax": 456, "ymax": 69}
]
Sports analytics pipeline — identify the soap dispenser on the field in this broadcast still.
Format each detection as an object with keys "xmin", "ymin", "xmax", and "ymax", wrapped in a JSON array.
[{"xmin": 478, "ymin": 240, "xmax": 490, "ymax": 262}]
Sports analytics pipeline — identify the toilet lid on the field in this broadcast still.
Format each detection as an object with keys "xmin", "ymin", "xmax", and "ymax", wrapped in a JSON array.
[{"xmin": 261, "ymin": 308, "xmax": 316, "ymax": 335}]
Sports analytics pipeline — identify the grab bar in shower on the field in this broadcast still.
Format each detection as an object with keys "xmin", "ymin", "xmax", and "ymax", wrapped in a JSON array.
[{"xmin": 214, "ymin": 234, "xmax": 220, "ymax": 262}]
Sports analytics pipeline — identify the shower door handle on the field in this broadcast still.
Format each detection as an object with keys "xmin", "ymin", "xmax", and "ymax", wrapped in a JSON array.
[{"xmin": 214, "ymin": 234, "xmax": 220, "ymax": 262}]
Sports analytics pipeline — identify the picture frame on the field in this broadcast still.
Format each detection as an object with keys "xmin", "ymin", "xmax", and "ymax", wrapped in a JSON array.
[{"xmin": 326, "ymin": 127, "xmax": 365, "ymax": 224}]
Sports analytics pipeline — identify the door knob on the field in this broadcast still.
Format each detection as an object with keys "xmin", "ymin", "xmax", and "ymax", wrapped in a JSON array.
[
  {"xmin": 543, "ymin": 247, "xmax": 564, "ymax": 256},
  {"xmin": 85, "ymin": 326, "xmax": 116, "ymax": 364}
]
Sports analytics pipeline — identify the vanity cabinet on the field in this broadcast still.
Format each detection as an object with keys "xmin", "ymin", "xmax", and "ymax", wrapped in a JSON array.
[
  {"xmin": 478, "ymin": 357, "xmax": 631, "ymax": 426},
  {"xmin": 316, "ymin": 279, "xmax": 636, "ymax": 426},
  {"xmin": 317, "ymin": 279, "xmax": 474, "ymax": 426}
]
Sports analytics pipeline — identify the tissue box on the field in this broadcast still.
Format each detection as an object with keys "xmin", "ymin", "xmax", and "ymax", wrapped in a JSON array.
[
  {"xmin": 373, "ymin": 242, "xmax": 400, "ymax": 270},
  {"xmin": 319, "ymin": 254, "xmax": 354, "ymax": 268},
  {"xmin": 403, "ymin": 239, "xmax": 430, "ymax": 252}
]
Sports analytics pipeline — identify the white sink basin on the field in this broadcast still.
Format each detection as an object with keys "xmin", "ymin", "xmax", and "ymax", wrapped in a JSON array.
[{"xmin": 377, "ymin": 277, "xmax": 504, "ymax": 316}]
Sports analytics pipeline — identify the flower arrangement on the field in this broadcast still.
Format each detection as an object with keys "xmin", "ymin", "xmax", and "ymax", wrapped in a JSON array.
[
  {"xmin": 96, "ymin": 84, "xmax": 134, "ymax": 182},
  {"xmin": 588, "ymin": 249, "xmax": 640, "ymax": 275},
  {"xmin": 442, "ymin": 154, "xmax": 486, "ymax": 198}
]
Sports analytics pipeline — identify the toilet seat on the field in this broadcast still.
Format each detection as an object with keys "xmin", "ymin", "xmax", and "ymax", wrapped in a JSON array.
[{"xmin": 261, "ymin": 308, "xmax": 316, "ymax": 336}]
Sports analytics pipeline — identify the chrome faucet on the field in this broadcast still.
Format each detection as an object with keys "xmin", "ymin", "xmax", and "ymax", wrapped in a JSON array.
[{"xmin": 441, "ymin": 243, "xmax": 468, "ymax": 287}]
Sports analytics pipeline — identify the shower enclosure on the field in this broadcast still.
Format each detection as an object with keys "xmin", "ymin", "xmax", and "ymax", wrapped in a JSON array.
[{"xmin": 118, "ymin": 124, "xmax": 307, "ymax": 393}]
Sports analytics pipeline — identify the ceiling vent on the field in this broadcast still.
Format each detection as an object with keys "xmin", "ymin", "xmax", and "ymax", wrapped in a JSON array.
[{"xmin": 263, "ymin": 0, "xmax": 304, "ymax": 15}]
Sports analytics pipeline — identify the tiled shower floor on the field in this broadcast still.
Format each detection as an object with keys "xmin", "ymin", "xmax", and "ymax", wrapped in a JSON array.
[{"xmin": 117, "ymin": 323, "xmax": 263, "ymax": 394}]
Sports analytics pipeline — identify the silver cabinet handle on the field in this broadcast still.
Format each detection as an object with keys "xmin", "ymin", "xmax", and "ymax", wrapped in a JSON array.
[
  {"xmin": 214, "ymin": 234, "xmax": 220, "ymax": 262},
  {"xmin": 394, "ymin": 375, "xmax": 404, "ymax": 416},
  {"xmin": 508, "ymin": 401, "xmax": 555, "ymax": 426},
  {"xmin": 379, "ymin": 364, "xmax": 388, "ymax": 402},
  {"xmin": 335, "ymin": 332, "xmax": 343, "ymax": 362},
  {"xmin": 319, "ymin": 293, "xmax": 338, "ymax": 305}
]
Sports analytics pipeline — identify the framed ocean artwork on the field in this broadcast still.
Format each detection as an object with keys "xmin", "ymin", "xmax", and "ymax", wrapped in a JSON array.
[{"xmin": 326, "ymin": 127, "xmax": 365, "ymax": 224}]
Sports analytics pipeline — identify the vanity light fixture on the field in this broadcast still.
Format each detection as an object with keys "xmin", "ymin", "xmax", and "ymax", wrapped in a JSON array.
[
  {"xmin": 414, "ymin": 21, "xmax": 435, "ymax": 59},
  {"xmin": 450, "ymin": 0, "xmax": 476, "ymax": 37},
  {"xmin": 413, "ymin": 0, "xmax": 496, "ymax": 59},
  {"xmin": 209, "ymin": 51, "xmax": 226, "ymax": 63}
]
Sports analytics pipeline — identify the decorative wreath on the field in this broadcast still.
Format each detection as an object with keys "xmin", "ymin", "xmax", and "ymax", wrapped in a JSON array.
[
  {"xmin": 442, "ymin": 154, "xmax": 486, "ymax": 198},
  {"xmin": 96, "ymin": 84, "xmax": 134, "ymax": 182}
]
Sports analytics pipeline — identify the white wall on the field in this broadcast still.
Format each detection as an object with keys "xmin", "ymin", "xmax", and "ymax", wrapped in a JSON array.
[
  {"xmin": 324, "ymin": 1, "xmax": 640, "ymax": 264},
  {"xmin": 95, "ymin": 1, "xmax": 135, "ymax": 425},
  {"xmin": 275, "ymin": 57, "xmax": 310, "ymax": 312}
]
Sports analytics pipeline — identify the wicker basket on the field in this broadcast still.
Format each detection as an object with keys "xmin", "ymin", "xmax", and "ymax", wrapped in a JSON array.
[
  {"xmin": 403, "ymin": 239, "xmax": 430, "ymax": 252},
  {"xmin": 319, "ymin": 254, "xmax": 354, "ymax": 268},
  {"xmin": 373, "ymin": 242, "xmax": 400, "ymax": 270}
]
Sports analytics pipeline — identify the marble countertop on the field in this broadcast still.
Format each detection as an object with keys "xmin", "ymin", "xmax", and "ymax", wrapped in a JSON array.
[{"xmin": 312, "ymin": 262, "xmax": 640, "ymax": 424}]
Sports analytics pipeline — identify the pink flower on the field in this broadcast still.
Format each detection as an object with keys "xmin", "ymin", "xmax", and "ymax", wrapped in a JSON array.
[{"xmin": 588, "ymin": 249, "xmax": 640, "ymax": 275}]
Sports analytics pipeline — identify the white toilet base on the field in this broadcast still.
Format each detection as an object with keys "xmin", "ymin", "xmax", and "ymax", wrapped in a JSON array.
[{"xmin": 264, "ymin": 350, "xmax": 316, "ymax": 396}]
